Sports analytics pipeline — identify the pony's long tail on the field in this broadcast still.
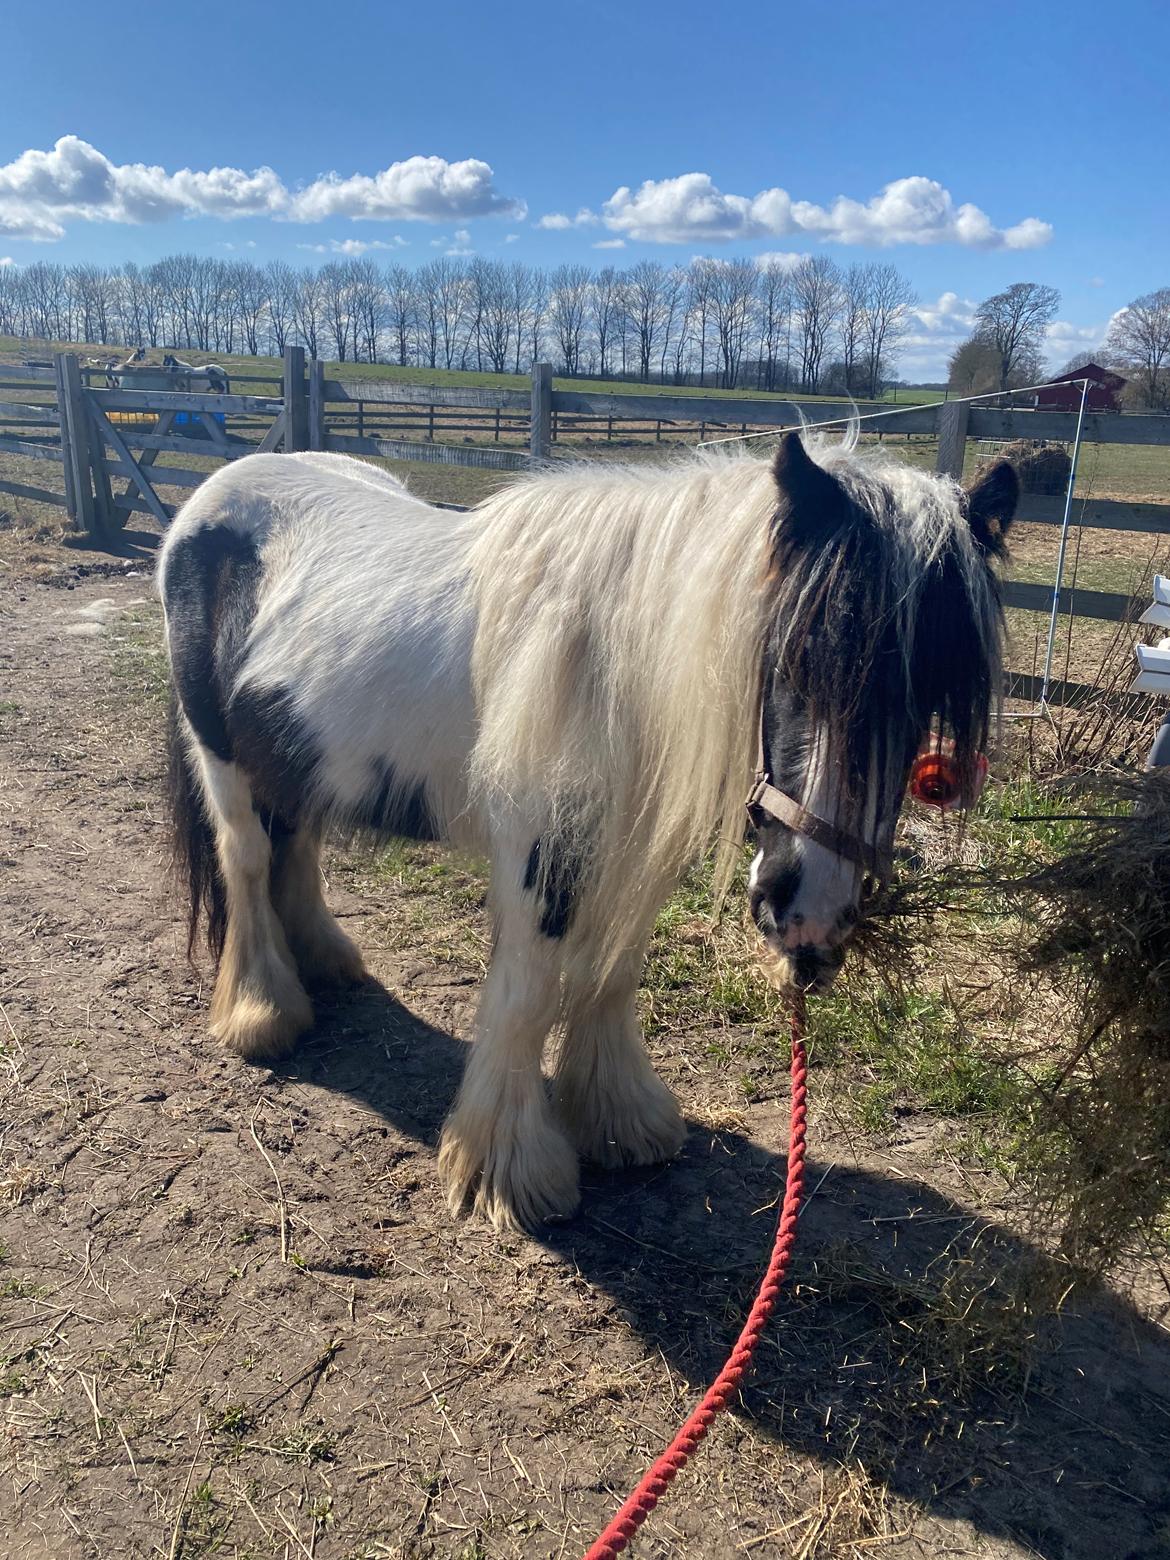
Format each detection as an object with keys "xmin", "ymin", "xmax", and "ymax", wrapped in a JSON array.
[{"xmin": 166, "ymin": 695, "xmax": 227, "ymax": 962}]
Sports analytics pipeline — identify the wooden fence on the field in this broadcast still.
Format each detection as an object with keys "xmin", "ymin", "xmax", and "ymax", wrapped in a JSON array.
[{"xmin": 2, "ymin": 352, "xmax": 1168, "ymax": 640}]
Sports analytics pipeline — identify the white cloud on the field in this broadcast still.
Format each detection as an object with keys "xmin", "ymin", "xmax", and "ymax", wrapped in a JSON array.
[
  {"xmin": 592, "ymin": 238, "xmax": 625, "ymax": 250},
  {"xmin": 1044, "ymin": 317, "xmax": 1108, "ymax": 363},
  {"xmin": 911, "ymin": 289, "xmax": 976, "ymax": 334},
  {"xmin": 596, "ymin": 172, "xmax": 1050, "ymax": 250},
  {"xmin": 755, "ymin": 250, "xmax": 803, "ymax": 271},
  {"xmin": 536, "ymin": 207, "xmax": 597, "ymax": 230},
  {"xmin": 504, "ymin": 232, "xmax": 520, "ymax": 243},
  {"xmin": 446, "ymin": 228, "xmax": 473, "ymax": 256},
  {"xmin": 1089, "ymin": 276, "xmax": 1105, "ymax": 288},
  {"xmin": 602, "ymin": 175, "xmax": 787, "ymax": 244},
  {"xmin": 0, "ymin": 135, "xmax": 523, "ymax": 241},
  {"xmin": 296, "ymin": 236, "xmax": 408, "ymax": 255},
  {"xmin": 894, "ymin": 291, "xmax": 979, "ymax": 380},
  {"xmin": 288, "ymin": 158, "xmax": 523, "ymax": 224},
  {"xmin": 0, "ymin": 256, "xmax": 12, "ymax": 266}
]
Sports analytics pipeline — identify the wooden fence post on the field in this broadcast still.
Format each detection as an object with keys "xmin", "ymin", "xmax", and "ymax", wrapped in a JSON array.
[
  {"xmin": 530, "ymin": 362, "xmax": 552, "ymax": 462},
  {"xmin": 85, "ymin": 387, "xmax": 116, "ymax": 533},
  {"xmin": 52, "ymin": 353, "xmax": 79, "ymax": 528},
  {"xmin": 57, "ymin": 353, "xmax": 97, "ymax": 534},
  {"xmin": 935, "ymin": 399, "xmax": 970, "ymax": 480},
  {"xmin": 308, "ymin": 357, "xmax": 325, "ymax": 452},
  {"xmin": 91, "ymin": 437, "xmax": 116, "ymax": 533},
  {"xmin": 283, "ymin": 345, "xmax": 307, "ymax": 451}
]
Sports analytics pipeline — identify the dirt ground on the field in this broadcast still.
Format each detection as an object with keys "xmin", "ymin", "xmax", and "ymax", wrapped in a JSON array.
[{"xmin": 3, "ymin": 544, "xmax": 1170, "ymax": 1560}]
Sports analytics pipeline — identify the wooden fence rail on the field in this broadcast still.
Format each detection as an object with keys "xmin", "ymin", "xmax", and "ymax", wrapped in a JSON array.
[
  {"xmin": 0, "ymin": 435, "xmax": 62, "ymax": 461},
  {"xmin": 0, "ymin": 347, "xmax": 299, "ymax": 531},
  {"xmin": 1014, "ymin": 495, "xmax": 1170, "ymax": 535},
  {"xmin": 0, "ymin": 363, "xmax": 56, "ymax": 384},
  {"xmin": 323, "ymin": 377, "xmax": 531, "ymax": 412},
  {"xmin": 1001, "ymin": 580, "xmax": 1138, "ymax": 622},
  {"xmin": 323, "ymin": 433, "xmax": 530, "ymax": 470}
]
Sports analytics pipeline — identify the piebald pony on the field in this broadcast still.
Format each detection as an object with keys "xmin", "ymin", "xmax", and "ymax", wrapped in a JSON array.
[{"xmin": 159, "ymin": 435, "xmax": 1016, "ymax": 1229}]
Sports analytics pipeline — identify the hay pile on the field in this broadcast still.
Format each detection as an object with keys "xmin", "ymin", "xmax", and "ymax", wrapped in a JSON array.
[
  {"xmin": 991, "ymin": 771, "xmax": 1170, "ymax": 1270},
  {"xmin": 981, "ymin": 439, "xmax": 1072, "ymax": 496}
]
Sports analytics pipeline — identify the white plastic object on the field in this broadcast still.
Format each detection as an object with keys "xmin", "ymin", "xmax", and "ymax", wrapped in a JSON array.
[{"xmin": 1129, "ymin": 640, "xmax": 1170, "ymax": 694}]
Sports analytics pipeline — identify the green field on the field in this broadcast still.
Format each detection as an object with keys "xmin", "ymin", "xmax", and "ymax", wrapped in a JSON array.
[{"xmin": 0, "ymin": 334, "xmax": 937, "ymax": 406}]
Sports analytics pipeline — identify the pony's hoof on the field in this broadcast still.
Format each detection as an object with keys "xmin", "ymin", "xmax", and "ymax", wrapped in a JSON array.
[
  {"xmin": 438, "ymin": 1112, "xmax": 580, "ymax": 1231},
  {"xmin": 211, "ymin": 987, "xmax": 313, "ymax": 1063},
  {"xmin": 556, "ymin": 1059, "xmax": 686, "ymax": 1169},
  {"xmin": 294, "ymin": 931, "xmax": 368, "ymax": 988}
]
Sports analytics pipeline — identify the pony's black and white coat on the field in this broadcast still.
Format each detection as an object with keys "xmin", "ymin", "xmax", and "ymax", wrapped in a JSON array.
[{"xmin": 159, "ymin": 437, "xmax": 1015, "ymax": 1229}]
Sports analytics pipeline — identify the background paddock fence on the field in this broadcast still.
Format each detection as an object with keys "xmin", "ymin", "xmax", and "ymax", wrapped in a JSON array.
[{"xmin": 1, "ymin": 352, "xmax": 1168, "ymax": 677}]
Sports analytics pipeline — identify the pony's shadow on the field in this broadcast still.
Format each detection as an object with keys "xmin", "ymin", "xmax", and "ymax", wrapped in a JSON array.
[{"xmin": 277, "ymin": 976, "xmax": 1170, "ymax": 1560}]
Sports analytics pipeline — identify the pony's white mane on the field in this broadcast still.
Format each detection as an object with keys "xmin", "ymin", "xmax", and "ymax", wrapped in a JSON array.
[{"xmin": 465, "ymin": 440, "xmax": 996, "ymax": 980}]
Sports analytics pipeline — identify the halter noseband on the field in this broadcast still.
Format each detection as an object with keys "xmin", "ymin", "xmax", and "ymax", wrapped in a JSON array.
[{"xmin": 746, "ymin": 681, "xmax": 894, "ymax": 884}]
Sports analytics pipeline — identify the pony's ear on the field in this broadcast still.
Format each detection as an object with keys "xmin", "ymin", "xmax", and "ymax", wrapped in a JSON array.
[
  {"xmin": 964, "ymin": 458, "xmax": 1018, "ymax": 559},
  {"xmin": 771, "ymin": 431, "xmax": 852, "ymax": 550}
]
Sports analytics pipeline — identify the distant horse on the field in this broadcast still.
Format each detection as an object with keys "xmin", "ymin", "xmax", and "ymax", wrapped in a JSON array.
[{"xmin": 159, "ymin": 435, "xmax": 1016, "ymax": 1230}]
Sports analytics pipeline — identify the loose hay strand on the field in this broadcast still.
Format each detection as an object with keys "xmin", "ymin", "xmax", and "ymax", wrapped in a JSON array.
[{"xmin": 248, "ymin": 1106, "xmax": 290, "ymax": 1266}]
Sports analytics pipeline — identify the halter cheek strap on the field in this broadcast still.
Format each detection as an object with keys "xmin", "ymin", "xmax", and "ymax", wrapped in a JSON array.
[
  {"xmin": 745, "ymin": 775, "xmax": 893, "ymax": 882},
  {"xmin": 746, "ymin": 677, "xmax": 894, "ymax": 884}
]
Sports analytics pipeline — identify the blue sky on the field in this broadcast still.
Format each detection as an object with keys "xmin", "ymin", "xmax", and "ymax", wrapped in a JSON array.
[{"xmin": 2, "ymin": 0, "xmax": 1167, "ymax": 376}]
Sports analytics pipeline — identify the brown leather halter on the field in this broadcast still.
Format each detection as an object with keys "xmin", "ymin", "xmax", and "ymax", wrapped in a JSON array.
[{"xmin": 745, "ymin": 679, "xmax": 894, "ymax": 883}]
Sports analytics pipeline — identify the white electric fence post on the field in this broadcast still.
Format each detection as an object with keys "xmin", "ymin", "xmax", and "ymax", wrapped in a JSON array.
[{"xmin": 1038, "ymin": 376, "xmax": 1090, "ymax": 707}]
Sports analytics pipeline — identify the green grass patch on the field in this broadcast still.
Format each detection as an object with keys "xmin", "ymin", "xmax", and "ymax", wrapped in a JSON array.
[
  {"xmin": 357, "ymin": 838, "xmax": 488, "ymax": 912},
  {"xmin": 809, "ymin": 985, "xmax": 1009, "ymax": 1128},
  {"xmin": 107, "ymin": 604, "xmax": 169, "ymax": 713},
  {"xmin": 268, "ymin": 1425, "xmax": 338, "ymax": 1464},
  {"xmin": 641, "ymin": 859, "xmax": 781, "ymax": 1042},
  {"xmin": 1, "ymin": 1277, "xmax": 49, "ymax": 1300},
  {"xmin": 970, "ymin": 778, "xmax": 1109, "ymax": 866},
  {"xmin": 210, "ymin": 1402, "xmax": 253, "ymax": 1438}
]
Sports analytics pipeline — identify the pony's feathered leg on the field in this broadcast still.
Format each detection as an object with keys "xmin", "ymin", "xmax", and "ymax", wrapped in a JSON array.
[
  {"xmin": 554, "ymin": 948, "xmax": 686, "ymax": 1168},
  {"xmin": 270, "ymin": 827, "xmax": 367, "ymax": 986},
  {"xmin": 439, "ymin": 858, "xmax": 578, "ymax": 1230},
  {"xmin": 194, "ymin": 746, "xmax": 313, "ymax": 1061}
]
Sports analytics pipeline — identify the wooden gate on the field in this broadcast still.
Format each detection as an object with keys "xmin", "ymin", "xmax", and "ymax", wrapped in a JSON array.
[{"xmin": 58, "ymin": 347, "xmax": 304, "ymax": 534}]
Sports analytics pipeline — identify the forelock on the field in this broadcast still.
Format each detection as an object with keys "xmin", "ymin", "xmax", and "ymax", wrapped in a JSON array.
[{"xmin": 768, "ymin": 441, "xmax": 1003, "ymax": 795}]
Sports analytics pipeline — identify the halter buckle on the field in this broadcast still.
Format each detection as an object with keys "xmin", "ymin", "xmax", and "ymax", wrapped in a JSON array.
[{"xmin": 745, "ymin": 772, "xmax": 772, "ymax": 830}]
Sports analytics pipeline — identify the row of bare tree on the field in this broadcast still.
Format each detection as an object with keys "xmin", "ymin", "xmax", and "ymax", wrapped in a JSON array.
[{"xmin": 0, "ymin": 252, "xmax": 916, "ymax": 395}]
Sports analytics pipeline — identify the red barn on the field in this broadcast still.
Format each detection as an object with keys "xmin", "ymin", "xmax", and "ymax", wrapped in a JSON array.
[{"xmin": 1033, "ymin": 362, "xmax": 1127, "ymax": 412}]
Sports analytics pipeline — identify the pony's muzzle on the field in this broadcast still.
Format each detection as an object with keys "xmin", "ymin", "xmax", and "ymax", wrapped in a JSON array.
[
  {"xmin": 758, "ymin": 936, "xmax": 848, "ymax": 994},
  {"xmin": 751, "ymin": 884, "xmax": 854, "ymax": 992}
]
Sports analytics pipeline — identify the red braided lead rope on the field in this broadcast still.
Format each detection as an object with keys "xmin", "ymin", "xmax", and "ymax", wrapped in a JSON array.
[{"xmin": 582, "ymin": 993, "xmax": 809, "ymax": 1560}]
